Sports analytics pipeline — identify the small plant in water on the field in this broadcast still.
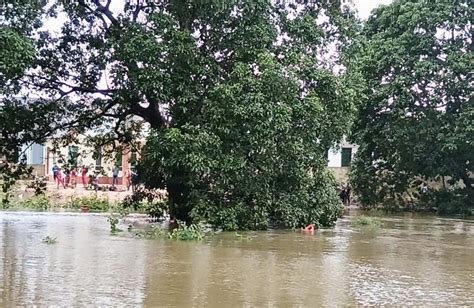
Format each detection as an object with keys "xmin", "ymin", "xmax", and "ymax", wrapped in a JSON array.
[
  {"xmin": 107, "ymin": 214, "xmax": 122, "ymax": 234},
  {"xmin": 352, "ymin": 215, "xmax": 382, "ymax": 227},
  {"xmin": 235, "ymin": 232, "xmax": 252, "ymax": 241},
  {"xmin": 132, "ymin": 226, "xmax": 164, "ymax": 239},
  {"xmin": 169, "ymin": 221, "xmax": 205, "ymax": 241},
  {"xmin": 42, "ymin": 236, "xmax": 57, "ymax": 244}
]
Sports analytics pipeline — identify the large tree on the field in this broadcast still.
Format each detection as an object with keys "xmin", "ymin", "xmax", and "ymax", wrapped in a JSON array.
[
  {"xmin": 1, "ymin": 0, "xmax": 358, "ymax": 227},
  {"xmin": 350, "ymin": 0, "xmax": 473, "ymax": 213}
]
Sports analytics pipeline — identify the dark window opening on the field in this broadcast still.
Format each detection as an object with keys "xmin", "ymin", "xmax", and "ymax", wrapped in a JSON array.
[{"xmin": 341, "ymin": 147, "xmax": 352, "ymax": 167}]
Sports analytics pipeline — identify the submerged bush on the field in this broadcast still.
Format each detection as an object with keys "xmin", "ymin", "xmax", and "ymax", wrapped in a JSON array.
[
  {"xmin": 107, "ymin": 214, "xmax": 121, "ymax": 234},
  {"xmin": 169, "ymin": 221, "xmax": 205, "ymax": 241},
  {"xmin": 131, "ymin": 226, "xmax": 164, "ymax": 239},
  {"xmin": 352, "ymin": 215, "xmax": 382, "ymax": 227},
  {"xmin": 121, "ymin": 188, "xmax": 167, "ymax": 219},
  {"xmin": 187, "ymin": 171, "xmax": 343, "ymax": 231},
  {"xmin": 429, "ymin": 189, "xmax": 473, "ymax": 216}
]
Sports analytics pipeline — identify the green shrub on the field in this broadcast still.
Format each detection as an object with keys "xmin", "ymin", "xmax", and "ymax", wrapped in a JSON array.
[
  {"xmin": 67, "ymin": 196, "xmax": 112, "ymax": 212},
  {"xmin": 168, "ymin": 221, "xmax": 205, "ymax": 241},
  {"xmin": 107, "ymin": 214, "xmax": 121, "ymax": 234},
  {"xmin": 21, "ymin": 195, "xmax": 51, "ymax": 210},
  {"xmin": 121, "ymin": 188, "xmax": 168, "ymax": 218},
  {"xmin": 430, "ymin": 189, "xmax": 473, "ymax": 216},
  {"xmin": 25, "ymin": 176, "xmax": 47, "ymax": 196}
]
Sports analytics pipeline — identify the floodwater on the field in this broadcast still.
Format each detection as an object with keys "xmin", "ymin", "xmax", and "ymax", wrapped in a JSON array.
[{"xmin": 0, "ymin": 212, "xmax": 473, "ymax": 306}]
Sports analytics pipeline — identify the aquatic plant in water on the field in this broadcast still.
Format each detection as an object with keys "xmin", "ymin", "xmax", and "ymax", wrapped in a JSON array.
[
  {"xmin": 42, "ymin": 236, "xmax": 57, "ymax": 244},
  {"xmin": 352, "ymin": 215, "xmax": 382, "ymax": 227},
  {"xmin": 169, "ymin": 221, "xmax": 205, "ymax": 241},
  {"xmin": 131, "ymin": 226, "xmax": 164, "ymax": 239},
  {"xmin": 107, "ymin": 214, "xmax": 122, "ymax": 234}
]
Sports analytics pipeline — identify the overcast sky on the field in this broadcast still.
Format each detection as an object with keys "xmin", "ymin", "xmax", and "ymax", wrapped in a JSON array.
[{"xmin": 354, "ymin": 0, "xmax": 393, "ymax": 19}]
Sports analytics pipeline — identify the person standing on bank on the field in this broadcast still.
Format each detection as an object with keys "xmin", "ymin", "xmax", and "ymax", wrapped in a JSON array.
[
  {"xmin": 339, "ymin": 183, "xmax": 346, "ymax": 204},
  {"xmin": 123, "ymin": 167, "xmax": 131, "ymax": 191},
  {"xmin": 56, "ymin": 168, "xmax": 65, "ymax": 189},
  {"xmin": 52, "ymin": 164, "xmax": 59, "ymax": 182},
  {"xmin": 344, "ymin": 185, "xmax": 351, "ymax": 207},
  {"xmin": 112, "ymin": 166, "xmax": 119, "ymax": 189},
  {"xmin": 81, "ymin": 166, "xmax": 88, "ymax": 188},
  {"xmin": 71, "ymin": 168, "xmax": 77, "ymax": 188}
]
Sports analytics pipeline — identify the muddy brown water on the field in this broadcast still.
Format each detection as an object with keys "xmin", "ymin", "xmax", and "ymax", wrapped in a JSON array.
[{"xmin": 0, "ymin": 211, "xmax": 472, "ymax": 306}]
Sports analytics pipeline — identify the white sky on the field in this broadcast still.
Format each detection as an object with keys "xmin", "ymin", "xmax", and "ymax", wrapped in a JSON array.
[{"xmin": 354, "ymin": 0, "xmax": 393, "ymax": 19}]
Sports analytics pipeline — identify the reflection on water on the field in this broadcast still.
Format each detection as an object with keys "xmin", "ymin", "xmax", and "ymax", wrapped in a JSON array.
[{"xmin": 0, "ymin": 212, "xmax": 473, "ymax": 306}]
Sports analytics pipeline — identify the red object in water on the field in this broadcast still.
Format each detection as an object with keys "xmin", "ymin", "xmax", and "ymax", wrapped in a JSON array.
[
  {"xmin": 303, "ymin": 224, "xmax": 316, "ymax": 234},
  {"xmin": 81, "ymin": 206, "xmax": 89, "ymax": 213}
]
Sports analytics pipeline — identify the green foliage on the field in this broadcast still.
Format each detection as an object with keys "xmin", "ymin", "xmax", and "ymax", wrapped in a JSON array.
[
  {"xmin": 428, "ymin": 188, "xmax": 473, "ymax": 216},
  {"xmin": 0, "ymin": 27, "xmax": 35, "ymax": 86},
  {"xmin": 350, "ymin": 0, "xmax": 473, "ymax": 213},
  {"xmin": 25, "ymin": 176, "xmax": 47, "ymax": 196},
  {"xmin": 107, "ymin": 214, "xmax": 121, "ymax": 234},
  {"xmin": 67, "ymin": 196, "xmax": 111, "ymax": 212},
  {"xmin": 20, "ymin": 195, "xmax": 51, "ymax": 211},
  {"xmin": 168, "ymin": 221, "xmax": 205, "ymax": 241},
  {"xmin": 352, "ymin": 215, "xmax": 382, "ymax": 227},
  {"xmin": 42, "ymin": 236, "xmax": 57, "ymax": 244},
  {"xmin": 1, "ymin": 1, "xmax": 358, "ymax": 229},
  {"xmin": 121, "ymin": 188, "xmax": 167, "ymax": 219}
]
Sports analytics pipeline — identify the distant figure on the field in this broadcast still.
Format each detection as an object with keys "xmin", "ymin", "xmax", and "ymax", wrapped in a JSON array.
[
  {"xmin": 70, "ymin": 168, "xmax": 77, "ymax": 188},
  {"xmin": 93, "ymin": 174, "xmax": 100, "ymax": 192},
  {"xmin": 123, "ymin": 167, "xmax": 132, "ymax": 191},
  {"xmin": 112, "ymin": 166, "xmax": 119, "ymax": 188},
  {"xmin": 131, "ymin": 169, "xmax": 138, "ymax": 193},
  {"xmin": 339, "ymin": 183, "xmax": 346, "ymax": 204},
  {"xmin": 52, "ymin": 164, "xmax": 59, "ymax": 182},
  {"xmin": 56, "ymin": 168, "xmax": 65, "ymax": 189},
  {"xmin": 64, "ymin": 168, "xmax": 71, "ymax": 188},
  {"xmin": 81, "ymin": 166, "xmax": 88, "ymax": 188},
  {"xmin": 344, "ymin": 185, "xmax": 351, "ymax": 207}
]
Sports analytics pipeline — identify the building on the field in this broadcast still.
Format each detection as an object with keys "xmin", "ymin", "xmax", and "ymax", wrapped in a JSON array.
[
  {"xmin": 23, "ymin": 135, "xmax": 357, "ymax": 184},
  {"xmin": 20, "ymin": 143, "xmax": 46, "ymax": 176},
  {"xmin": 42, "ymin": 138, "xmax": 139, "ymax": 185},
  {"xmin": 327, "ymin": 138, "xmax": 358, "ymax": 183}
]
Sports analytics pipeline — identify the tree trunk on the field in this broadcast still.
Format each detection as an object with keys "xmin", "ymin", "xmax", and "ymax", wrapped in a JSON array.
[{"xmin": 167, "ymin": 180, "xmax": 192, "ymax": 223}]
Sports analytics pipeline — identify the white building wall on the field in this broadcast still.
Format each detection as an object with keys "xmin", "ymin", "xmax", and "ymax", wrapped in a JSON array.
[
  {"xmin": 328, "ymin": 148, "xmax": 342, "ymax": 168},
  {"xmin": 327, "ymin": 140, "xmax": 358, "ymax": 168}
]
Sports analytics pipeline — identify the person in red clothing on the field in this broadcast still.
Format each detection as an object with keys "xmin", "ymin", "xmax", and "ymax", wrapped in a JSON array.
[
  {"xmin": 56, "ymin": 168, "xmax": 65, "ymax": 189},
  {"xmin": 70, "ymin": 168, "xmax": 77, "ymax": 188},
  {"xmin": 81, "ymin": 166, "xmax": 88, "ymax": 188}
]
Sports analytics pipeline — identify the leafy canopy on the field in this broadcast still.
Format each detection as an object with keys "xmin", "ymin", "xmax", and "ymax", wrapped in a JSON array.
[
  {"xmin": 1, "ymin": 0, "xmax": 359, "ymax": 227},
  {"xmin": 350, "ymin": 0, "xmax": 473, "ymax": 212}
]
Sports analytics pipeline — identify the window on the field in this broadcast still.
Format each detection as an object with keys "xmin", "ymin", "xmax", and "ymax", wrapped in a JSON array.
[
  {"xmin": 130, "ymin": 151, "xmax": 137, "ymax": 167},
  {"xmin": 115, "ymin": 151, "xmax": 122, "ymax": 169},
  {"xmin": 341, "ymin": 147, "xmax": 352, "ymax": 167},
  {"xmin": 93, "ymin": 148, "xmax": 102, "ymax": 171},
  {"xmin": 68, "ymin": 146, "xmax": 79, "ymax": 168}
]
